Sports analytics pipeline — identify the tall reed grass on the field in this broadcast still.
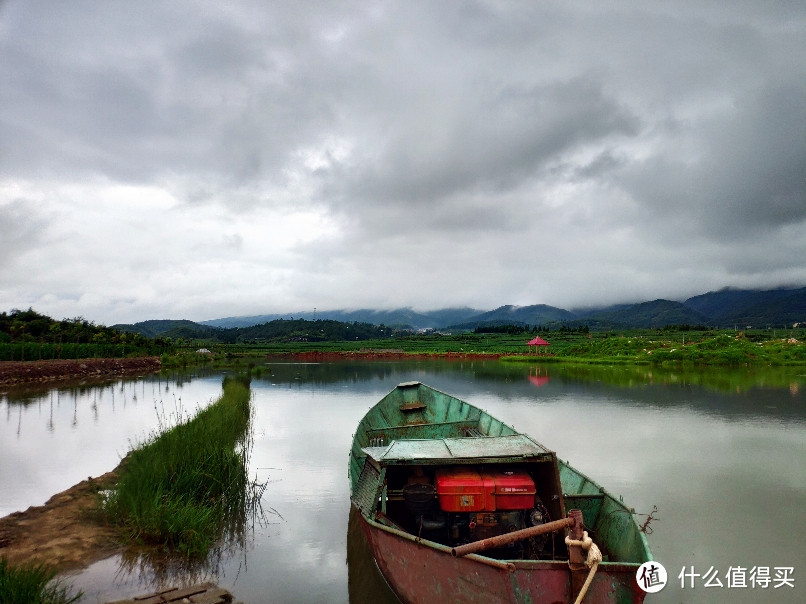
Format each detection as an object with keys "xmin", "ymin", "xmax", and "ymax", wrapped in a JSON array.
[
  {"xmin": 103, "ymin": 374, "xmax": 256, "ymax": 557},
  {"xmin": 0, "ymin": 557, "xmax": 82, "ymax": 604}
]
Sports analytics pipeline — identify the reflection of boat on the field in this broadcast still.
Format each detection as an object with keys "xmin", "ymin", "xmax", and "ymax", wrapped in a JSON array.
[
  {"xmin": 349, "ymin": 382, "xmax": 652, "ymax": 603},
  {"xmin": 347, "ymin": 505, "xmax": 400, "ymax": 603}
]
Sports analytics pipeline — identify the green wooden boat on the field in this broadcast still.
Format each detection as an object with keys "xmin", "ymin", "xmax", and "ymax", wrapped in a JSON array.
[{"xmin": 349, "ymin": 382, "xmax": 654, "ymax": 603}]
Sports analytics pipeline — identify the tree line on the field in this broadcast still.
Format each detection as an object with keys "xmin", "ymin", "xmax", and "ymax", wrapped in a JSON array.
[
  {"xmin": 0, "ymin": 308, "xmax": 169, "ymax": 361},
  {"xmin": 216, "ymin": 318, "xmax": 397, "ymax": 344}
]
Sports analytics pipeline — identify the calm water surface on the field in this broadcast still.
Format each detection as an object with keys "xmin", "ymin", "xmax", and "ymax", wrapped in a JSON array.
[{"xmin": 1, "ymin": 361, "xmax": 804, "ymax": 603}]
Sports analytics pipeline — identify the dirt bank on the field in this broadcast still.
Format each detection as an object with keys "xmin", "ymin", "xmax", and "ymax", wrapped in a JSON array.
[
  {"xmin": 0, "ymin": 357, "xmax": 161, "ymax": 386},
  {"xmin": 0, "ymin": 462, "xmax": 125, "ymax": 572},
  {"xmin": 0, "ymin": 359, "xmax": 160, "ymax": 574}
]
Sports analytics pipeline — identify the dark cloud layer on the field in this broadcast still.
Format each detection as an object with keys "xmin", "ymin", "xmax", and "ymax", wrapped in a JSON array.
[{"xmin": 1, "ymin": 1, "xmax": 804, "ymax": 323}]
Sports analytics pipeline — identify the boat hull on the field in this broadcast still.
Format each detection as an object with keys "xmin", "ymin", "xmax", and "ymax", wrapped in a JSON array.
[
  {"xmin": 348, "ymin": 383, "xmax": 652, "ymax": 603},
  {"xmin": 356, "ymin": 505, "xmax": 646, "ymax": 604}
]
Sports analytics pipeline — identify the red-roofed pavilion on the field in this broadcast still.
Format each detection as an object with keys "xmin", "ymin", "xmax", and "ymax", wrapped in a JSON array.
[{"xmin": 527, "ymin": 336, "xmax": 550, "ymax": 354}]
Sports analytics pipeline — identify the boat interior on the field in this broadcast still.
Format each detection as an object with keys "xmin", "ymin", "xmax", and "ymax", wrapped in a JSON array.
[
  {"xmin": 351, "ymin": 383, "xmax": 650, "ymax": 565},
  {"xmin": 357, "ymin": 421, "xmax": 572, "ymax": 561}
]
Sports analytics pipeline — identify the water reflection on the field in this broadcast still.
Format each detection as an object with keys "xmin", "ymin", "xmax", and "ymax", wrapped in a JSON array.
[
  {"xmin": 60, "ymin": 378, "xmax": 280, "ymax": 602},
  {"xmin": 3, "ymin": 361, "xmax": 805, "ymax": 603},
  {"xmin": 528, "ymin": 365, "xmax": 550, "ymax": 387},
  {"xmin": 347, "ymin": 507, "xmax": 398, "ymax": 604},
  {"xmin": 534, "ymin": 361, "xmax": 806, "ymax": 395},
  {"xmin": 104, "ymin": 475, "xmax": 275, "ymax": 595},
  {"xmin": 0, "ymin": 370, "xmax": 227, "ymax": 516},
  {"xmin": 248, "ymin": 361, "xmax": 806, "ymax": 446}
]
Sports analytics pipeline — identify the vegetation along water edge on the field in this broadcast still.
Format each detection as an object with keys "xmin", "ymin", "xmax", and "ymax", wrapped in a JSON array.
[
  {"xmin": 0, "ymin": 373, "xmax": 260, "ymax": 601},
  {"xmin": 0, "ymin": 557, "xmax": 82, "ymax": 604},
  {"xmin": 1, "ymin": 308, "xmax": 804, "ymax": 372},
  {"xmin": 101, "ymin": 373, "xmax": 258, "ymax": 557}
]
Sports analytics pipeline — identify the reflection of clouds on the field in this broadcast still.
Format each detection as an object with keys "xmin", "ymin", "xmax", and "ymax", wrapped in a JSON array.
[
  {"xmin": 231, "ymin": 383, "xmax": 381, "ymax": 599},
  {"xmin": 10, "ymin": 366, "xmax": 804, "ymax": 604},
  {"xmin": 483, "ymin": 388, "xmax": 806, "ymax": 604},
  {"xmin": 0, "ymin": 375, "xmax": 228, "ymax": 516},
  {"xmin": 250, "ymin": 385, "xmax": 378, "ymax": 500}
]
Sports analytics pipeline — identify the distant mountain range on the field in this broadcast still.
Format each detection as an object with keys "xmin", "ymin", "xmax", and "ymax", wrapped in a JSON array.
[
  {"xmin": 197, "ymin": 307, "xmax": 485, "ymax": 330},
  {"xmin": 113, "ymin": 286, "xmax": 806, "ymax": 338}
]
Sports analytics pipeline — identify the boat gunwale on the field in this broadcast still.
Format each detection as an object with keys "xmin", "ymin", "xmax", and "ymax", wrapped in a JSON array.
[
  {"xmin": 557, "ymin": 460, "xmax": 654, "ymax": 562},
  {"xmin": 358, "ymin": 506, "xmax": 643, "ymax": 573}
]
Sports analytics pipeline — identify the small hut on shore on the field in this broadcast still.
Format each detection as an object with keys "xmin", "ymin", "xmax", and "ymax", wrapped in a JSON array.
[{"xmin": 527, "ymin": 336, "xmax": 550, "ymax": 355}]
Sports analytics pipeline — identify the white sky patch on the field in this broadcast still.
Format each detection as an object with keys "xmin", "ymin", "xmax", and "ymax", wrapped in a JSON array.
[
  {"xmin": 1, "ymin": 2, "xmax": 804, "ymax": 323},
  {"xmin": 296, "ymin": 137, "xmax": 354, "ymax": 172},
  {"xmin": 0, "ymin": 178, "xmax": 342, "ymax": 323}
]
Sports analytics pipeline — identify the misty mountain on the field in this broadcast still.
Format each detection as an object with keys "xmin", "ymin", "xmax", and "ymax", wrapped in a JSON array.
[
  {"xmin": 446, "ymin": 304, "xmax": 576, "ymax": 330},
  {"xmin": 202, "ymin": 307, "xmax": 483, "ymax": 330},
  {"xmin": 683, "ymin": 286, "xmax": 806, "ymax": 327},
  {"xmin": 575, "ymin": 299, "xmax": 711, "ymax": 329},
  {"xmin": 113, "ymin": 319, "xmax": 221, "ymax": 339},
  {"xmin": 116, "ymin": 286, "xmax": 805, "ymax": 338},
  {"xmin": 202, "ymin": 314, "xmax": 286, "ymax": 329}
]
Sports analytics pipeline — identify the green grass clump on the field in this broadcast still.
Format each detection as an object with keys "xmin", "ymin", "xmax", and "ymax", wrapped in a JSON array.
[
  {"xmin": 0, "ymin": 557, "xmax": 82, "ymax": 604},
  {"xmin": 103, "ymin": 374, "xmax": 253, "ymax": 556}
]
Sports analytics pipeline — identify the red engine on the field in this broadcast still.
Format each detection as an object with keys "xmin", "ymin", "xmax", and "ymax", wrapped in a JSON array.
[
  {"xmin": 435, "ymin": 467, "xmax": 543, "ymax": 544},
  {"xmin": 399, "ymin": 467, "xmax": 550, "ymax": 553},
  {"xmin": 435, "ymin": 467, "xmax": 536, "ymax": 512}
]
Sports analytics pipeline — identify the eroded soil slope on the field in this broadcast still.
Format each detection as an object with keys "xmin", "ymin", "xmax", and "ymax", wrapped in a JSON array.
[
  {"xmin": 0, "ymin": 464, "xmax": 124, "ymax": 571},
  {"xmin": 0, "ymin": 357, "xmax": 161, "ymax": 386}
]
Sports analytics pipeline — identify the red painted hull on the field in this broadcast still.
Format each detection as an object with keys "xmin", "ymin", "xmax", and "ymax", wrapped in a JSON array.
[{"xmin": 357, "ymin": 508, "xmax": 646, "ymax": 604}]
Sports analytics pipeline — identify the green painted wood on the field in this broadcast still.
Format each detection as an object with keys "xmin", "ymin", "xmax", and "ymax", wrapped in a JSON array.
[{"xmin": 349, "ymin": 381, "xmax": 652, "ymax": 567}]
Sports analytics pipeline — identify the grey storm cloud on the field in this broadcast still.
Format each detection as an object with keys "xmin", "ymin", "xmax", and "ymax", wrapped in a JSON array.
[
  {"xmin": 0, "ymin": 198, "xmax": 49, "ymax": 260},
  {"xmin": 331, "ymin": 77, "xmax": 641, "ymax": 208},
  {"xmin": 0, "ymin": 0, "xmax": 804, "ymax": 323},
  {"xmin": 621, "ymin": 82, "xmax": 806, "ymax": 240}
]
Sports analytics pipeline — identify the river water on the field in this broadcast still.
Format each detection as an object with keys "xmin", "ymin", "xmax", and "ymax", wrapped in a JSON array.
[{"xmin": 1, "ymin": 360, "xmax": 804, "ymax": 603}]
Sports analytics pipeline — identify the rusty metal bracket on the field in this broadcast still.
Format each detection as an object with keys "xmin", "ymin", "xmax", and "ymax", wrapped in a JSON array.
[{"xmin": 451, "ymin": 511, "xmax": 580, "ymax": 558}]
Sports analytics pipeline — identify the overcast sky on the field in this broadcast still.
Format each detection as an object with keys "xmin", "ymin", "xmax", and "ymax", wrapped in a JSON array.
[{"xmin": 1, "ymin": 1, "xmax": 804, "ymax": 325}]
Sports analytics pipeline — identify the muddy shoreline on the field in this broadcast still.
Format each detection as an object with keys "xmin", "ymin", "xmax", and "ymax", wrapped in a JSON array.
[
  {"xmin": 0, "ymin": 358, "xmax": 161, "ymax": 572},
  {"xmin": 0, "ymin": 357, "xmax": 162, "ymax": 387},
  {"xmin": 0, "ymin": 462, "xmax": 125, "ymax": 572}
]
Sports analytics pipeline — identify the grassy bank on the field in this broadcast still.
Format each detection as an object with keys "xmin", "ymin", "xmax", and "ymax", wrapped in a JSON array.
[
  {"xmin": 502, "ymin": 331, "xmax": 806, "ymax": 366},
  {"xmin": 103, "ymin": 374, "xmax": 253, "ymax": 557},
  {"xmin": 168, "ymin": 327, "xmax": 806, "ymax": 367},
  {"xmin": 0, "ymin": 557, "xmax": 81, "ymax": 604}
]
